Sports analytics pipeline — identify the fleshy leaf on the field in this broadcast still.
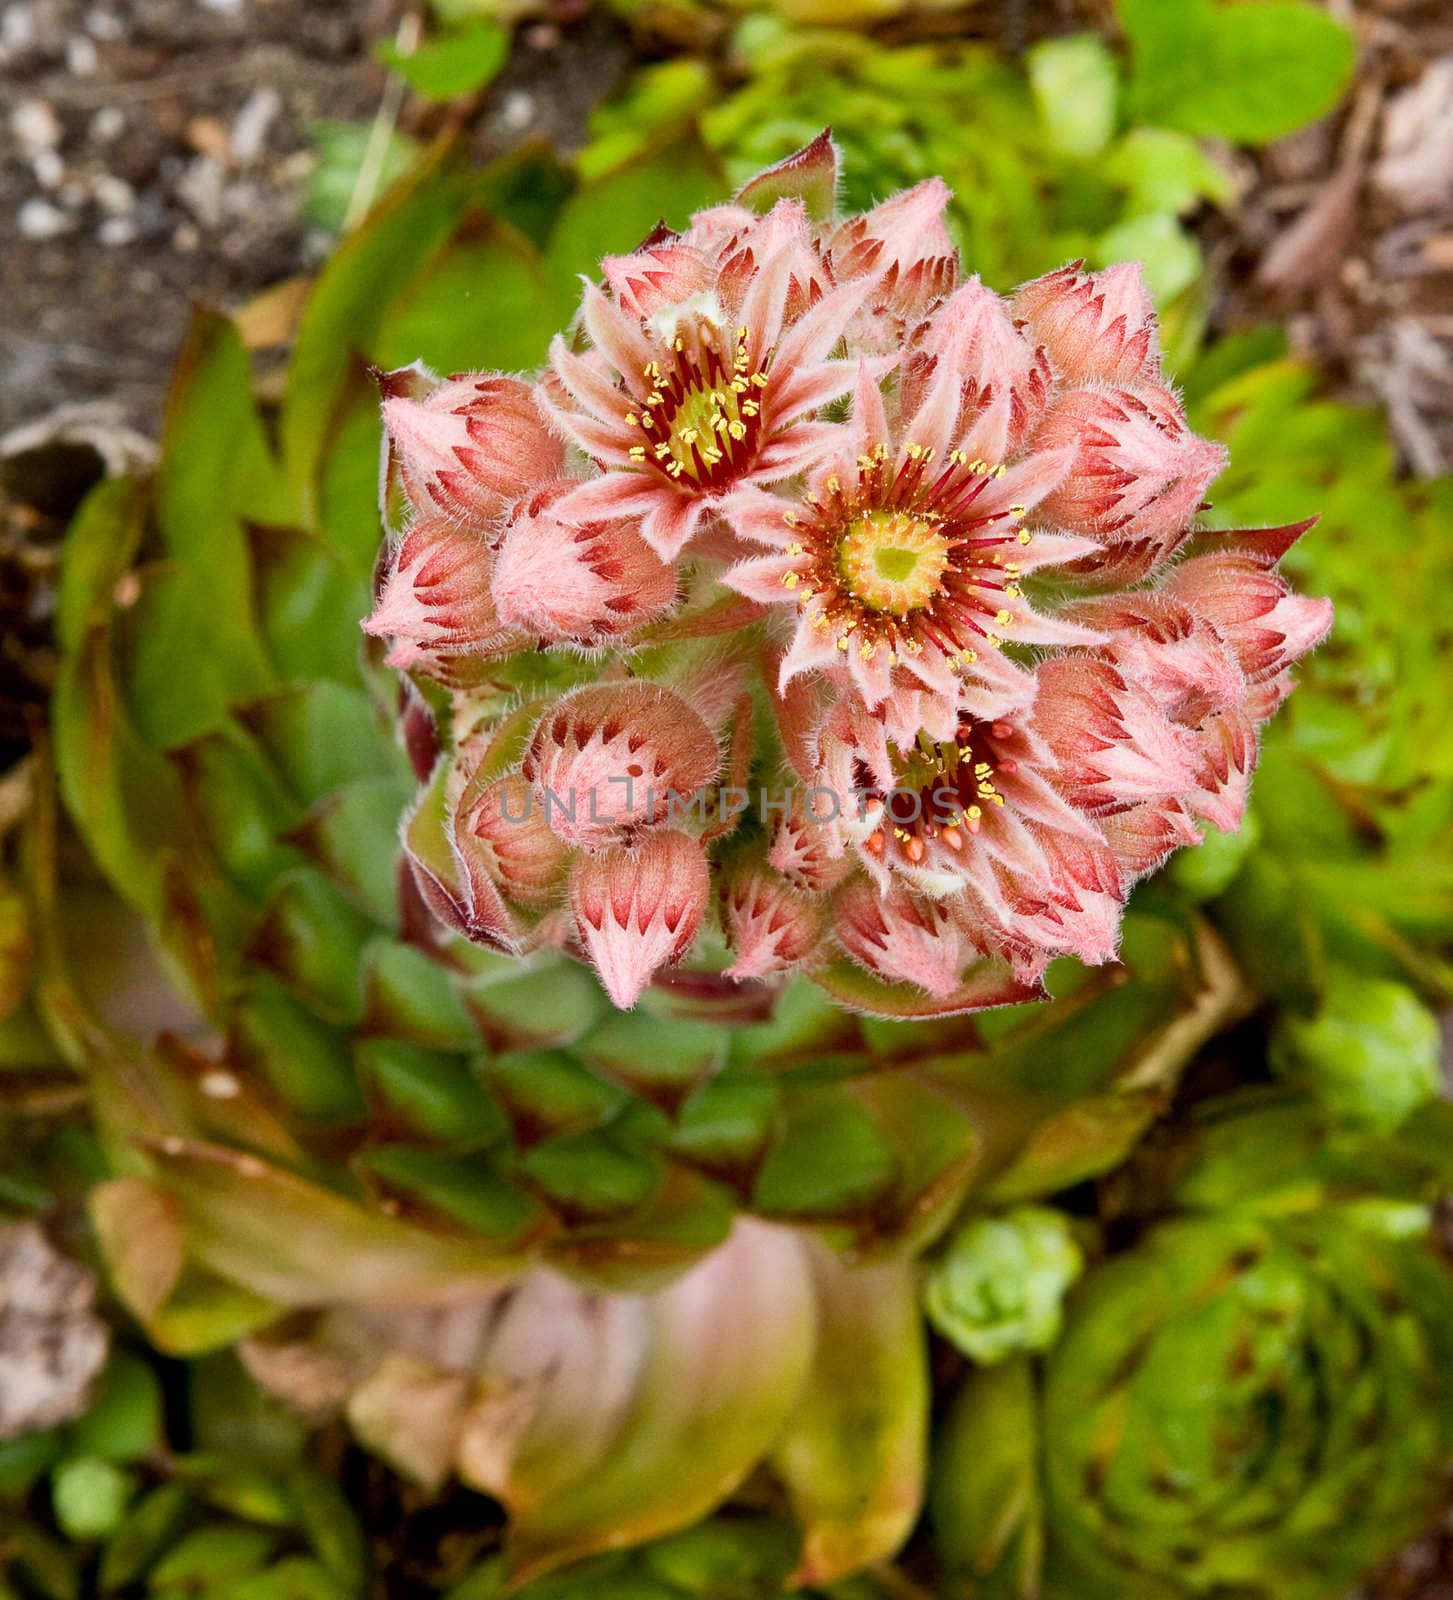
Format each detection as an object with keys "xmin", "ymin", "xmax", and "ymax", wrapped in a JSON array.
[
  {"xmin": 735, "ymin": 129, "xmax": 840, "ymax": 222},
  {"xmin": 482, "ymin": 1221, "xmax": 815, "ymax": 1583},
  {"xmin": 771, "ymin": 1242, "xmax": 928, "ymax": 1584}
]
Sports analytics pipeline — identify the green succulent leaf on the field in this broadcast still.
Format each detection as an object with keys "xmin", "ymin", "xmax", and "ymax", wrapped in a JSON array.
[
  {"xmin": 489, "ymin": 1223, "xmax": 815, "ymax": 1585},
  {"xmin": 97, "ymin": 1482, "xmax": 192, "ymax": 1592},
  {"xmin": 50, "ymin": 1457, "xmax": 134, "ymax": 1543},
  {"xmin": 1270, "ymin": 970, "xmax": 1442, "ymax": 1132},
  {"xmin": 932, "ymin": 1356, "xmax": 1042, "ymax": 1598},
  {"xmin": 771, "ymin": 1243, "xmax": 927, "ymax": 1585},
  {"xmin": 1027, "ymin": 34, "xmax": 1118, "ymax": 161},
  {"xmin": 140, "ymin": 1138, "xmax": 520, "ymax": 1310},
  {"xmin": 66, "ymin": 1350, "xmax": 163, "ymax": 1464},
  {"xmin": 375, "ymin": 20, "xmax": 509, "ymax": 102},
  {"xmin": 1119, "ymin": 0, "xmax": 1356, "ymax": 145}
]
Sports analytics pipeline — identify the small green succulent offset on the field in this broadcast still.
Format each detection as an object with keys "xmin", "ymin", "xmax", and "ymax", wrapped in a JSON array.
[{"xmin": 923, "ymin": 1206, "xmax": 1082, "ymax": 1364}]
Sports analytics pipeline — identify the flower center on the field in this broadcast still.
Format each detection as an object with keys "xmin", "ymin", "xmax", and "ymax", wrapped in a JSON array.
[
  {"xmin": 625, "ymin": 326, "xmax": 768, "ymax": 493},
  {"xmin": 860, "ymin": 719, "xmax": 1018, "ymax": 864},
  {"xmin": 778, "ymin": 445, "xmax": 1034, "ymax": 669},
  {"xmin": 837, "ymin": 510, "xmax": 951, "ymax": 617}
]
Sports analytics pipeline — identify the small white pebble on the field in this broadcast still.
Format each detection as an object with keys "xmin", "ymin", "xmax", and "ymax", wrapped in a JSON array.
[
  {"xmin": 65, "ymin": 33, "xmax": 98, "ymax": 74},
  {"xmin": 11, "ymin": 96, "xmax": 61, "ymax": 153},
  {"xmin": 89, "ymin": 105, "xmax": 124, "ymax": 142},
  {"xmin": 98, "ymin": 215, "xmax": 137, "ymax": 246},
  {"xmin": 85, "ymin": 5, "xmax": 122, "ymax": 38},
  {"xmin": 18, "ymin": 196, "xmax": 73, "ymax": 239},
  {"xmin": 197, "ymin": 0, "xmax": 244, "ymax": 13},
  {"xmin": 498, "ymin": 90, "xmax": 534, "ymax": 133},
  {"xmin": 1, "ymin": 6, "xmax": 37, "ymax": 53},
  {"xmin": 173, "ymin": 221, "xmax": 200, "ymax": 252},
  {"xmin": 176, "ymin": 154, "xmax": 225, "ymax": 226},
  {"xmin": 92, "ymin": 172, "xmax": 134, "ymax": 215},
  {"xmin": 31, "ymin": 147, "xmax": 64, "ymax": 187},
  {"xmin": 230, "ymin": 85, "xmax": 280, "ymax": 165}
]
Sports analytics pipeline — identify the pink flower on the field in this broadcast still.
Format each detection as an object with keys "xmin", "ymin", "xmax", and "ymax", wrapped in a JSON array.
[
  {"xmin": 722, "ymin": 360, "xmax": 1096, "ymax": 740},
  {"xmin": 540, "ymin": 200, "xmax": 881, "ymax": 560},
  {"xmin": 374, "ymin": 136, "xmax": 1331, "ymax": 1016}
]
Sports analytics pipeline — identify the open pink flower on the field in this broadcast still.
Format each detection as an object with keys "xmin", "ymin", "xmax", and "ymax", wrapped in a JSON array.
[
  {"xmin": 722, "ymin": 359, "xmax": 1094, "ymax": 739},
  {"xmin": 541, "ymin": 200, "xmax": 881, "ymax": 560},
  {"xmin": 373, "ymin": 135, "xmax": 1331, "ymax": 1017}
]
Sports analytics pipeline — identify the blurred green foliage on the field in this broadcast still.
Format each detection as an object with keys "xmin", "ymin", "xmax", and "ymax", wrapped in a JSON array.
[
  {"xmin": 1180, "ymin": 339, "xmax": 1453, "ymax": 1004},
  {"xmin": 933, "ymin": 1094, "xmax": 1453, "ymax": 1599},
  {"xmin": 0, "ymin": 1347, "xmax": 366, "ymax": 1600},
  {"xmin": 1118, "ymin": 0, "xmax": 1356, "ymax": 143},
  {"xmin": 585, "ymin": 28, "xmax": 1233, "ymax": 308}
]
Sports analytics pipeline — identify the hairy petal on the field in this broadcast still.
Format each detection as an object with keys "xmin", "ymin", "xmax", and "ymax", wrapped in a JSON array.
[{"xmin": 569, "ymin": 830, "xmax": 711, "ymax": 1008}]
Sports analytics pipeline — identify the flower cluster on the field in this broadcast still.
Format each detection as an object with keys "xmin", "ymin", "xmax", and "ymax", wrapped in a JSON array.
[{"xmin": 367, "ymin": 134, "xmax": 1330, "ymax": 1014}]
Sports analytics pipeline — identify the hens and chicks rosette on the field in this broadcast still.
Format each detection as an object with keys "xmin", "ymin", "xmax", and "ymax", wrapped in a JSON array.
[{"xmin": 366, "ymin": 134, "xmax": 1331, "ymax": 1017}]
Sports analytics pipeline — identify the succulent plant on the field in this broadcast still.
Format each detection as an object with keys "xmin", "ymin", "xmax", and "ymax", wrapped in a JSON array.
[
  {"xmin": 922, "ymin": 1204, "xmax": 1082, "ymax": 1364},
  {"xmin": 371, "ymin": 133, "xmax": 1327, "ymax": 1016},
  {"xmin": 933, "ymin": 1093, "xmax": 1453, "ymax": 1600},
  {"xmin": 30, "ymin": 135, "xmax": 1284, "ymax": 1588}
]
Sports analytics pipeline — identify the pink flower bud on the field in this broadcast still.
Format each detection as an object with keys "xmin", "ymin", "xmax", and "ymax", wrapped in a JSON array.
[
  {"xmin": 1185, "ymin": 706, "xmax": 1257, "ymax": 832},
  {"xmin": 833, "ymin": 878, "xmax": 978, "ymax": 998},
  {"xmin": 1012, "ymin": 261, "xmax": 1161, "ymax": 387},
  {"xmin": 721, "ymin": 858, "xmax": 826, "ymax": 979},
  {"xmin": 364, "ymin": 517, "xmax": 528, "ymax": 672},
  {"xmin": 900, "ymin": 278, "xmax": 1052, "ymax": 462},
  {"xmin": 570, "ymin": 830, "xmax": 710, "ymax": 1008},
  {"xmin": 1098, "ymin": 800, "xmax": 1201, "ymax": 878},
  {"xmin": 828, "ymin": 179, "xmax": 959, "ymax": 332},
  {"xmin": 520, "ymin": 682, "xmax": 721, "ymax": 850},
  {"xmin": 1031, "ymin": 381, "xmax": 1229, "ymax": 580},
  {"xmin": 383, "ymin": 374, "xmax": 565, "ymax": 527},
  {"xmin": 1162, "ymin": 549, "xmax": 1334, "ymax": 684},
  {"xmin": 1069, "ymin": 592, "xmax": 1245, "ymax": 727},
  {"xmin": 458, "ymin": 773, "xmax": 571, "ymax": 909},
  {"xmin": 491, "ymin": 484, "xmax": 677, "ymax": 646},
  {"xmin": 767, "ymin": 799, "xmax": 852, "ymax": 895},
  {"xmin": 1034, "ymin": 656, "xmax": 1200, "ymax": 816}
]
